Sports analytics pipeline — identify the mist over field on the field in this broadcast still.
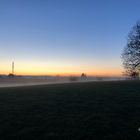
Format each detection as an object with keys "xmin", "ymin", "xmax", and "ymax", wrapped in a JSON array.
[{"xmin": 0, "ymin": 75, "xmax": 126, "ymax": 87}]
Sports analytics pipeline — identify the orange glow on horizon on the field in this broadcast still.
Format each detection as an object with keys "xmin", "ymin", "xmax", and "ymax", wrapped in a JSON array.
[
  {"xmin": 0, "ymin": 61, "xmax": 123, "ymax": 77},
  {"xmin": 0, "ymin": 68, "xmax": 123, "ymax": 77}
]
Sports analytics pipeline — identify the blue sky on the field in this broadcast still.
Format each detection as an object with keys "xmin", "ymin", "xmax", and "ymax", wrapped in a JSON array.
[{"xmin": 0, "ymin": 0, "xmax": 140, "ymax": 76}]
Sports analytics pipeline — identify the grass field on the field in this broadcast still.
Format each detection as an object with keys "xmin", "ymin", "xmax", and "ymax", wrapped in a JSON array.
[{"xmin": 0, "ymin": 80, "xmax": 140, "ymax": 139}]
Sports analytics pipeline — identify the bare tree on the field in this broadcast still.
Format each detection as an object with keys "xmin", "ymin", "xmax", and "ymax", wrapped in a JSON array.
[{"xmin": 122, "ymin": 21, "xmax": 140, "ymax": 78}]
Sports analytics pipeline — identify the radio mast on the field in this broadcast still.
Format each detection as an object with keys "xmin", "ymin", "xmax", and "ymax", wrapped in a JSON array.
[{"xmin": 12, "ymin": 62, "xmax": 14, "ymax": 75}]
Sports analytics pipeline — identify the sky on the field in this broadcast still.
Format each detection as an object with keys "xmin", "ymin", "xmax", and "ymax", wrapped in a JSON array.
[{"xmin": 0, "ymin": 0, "xmax": 140, "ymax": 76}]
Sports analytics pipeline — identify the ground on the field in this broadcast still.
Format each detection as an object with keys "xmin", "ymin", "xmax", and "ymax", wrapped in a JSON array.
[{"xmin": 0, "ymin": 80, "xmax": 140, "ymax": 139}]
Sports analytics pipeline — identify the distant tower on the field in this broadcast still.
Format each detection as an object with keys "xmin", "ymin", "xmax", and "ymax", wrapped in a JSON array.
[{"xmin": 12, "ymin": 62, "xmax": 14, "ymax": 75}]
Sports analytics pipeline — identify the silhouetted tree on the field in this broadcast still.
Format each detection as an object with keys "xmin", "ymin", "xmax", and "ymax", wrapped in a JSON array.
[
  {"xmin": 81, "ymin": 73, "xmax": 87, "ymax": 80},
  {"xmin": 122, "ymin": 21, "xmax": 140, "ymax": 78}
]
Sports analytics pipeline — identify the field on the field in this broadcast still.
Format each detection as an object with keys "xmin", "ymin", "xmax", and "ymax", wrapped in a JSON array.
[{"xmin": 0, "ymin": 80, "xmax": 140, "ymax": 139}]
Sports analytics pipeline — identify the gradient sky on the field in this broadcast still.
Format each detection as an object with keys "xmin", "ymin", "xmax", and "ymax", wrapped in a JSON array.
[{"xmin": 0, "ymin": 0, "xmax": 140, "ymax": 76}]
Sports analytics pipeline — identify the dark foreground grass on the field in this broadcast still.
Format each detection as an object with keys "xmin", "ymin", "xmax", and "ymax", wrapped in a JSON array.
[{"xmin": 0, "ymin": 81, "xmax": 140, "ymax": 140}]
